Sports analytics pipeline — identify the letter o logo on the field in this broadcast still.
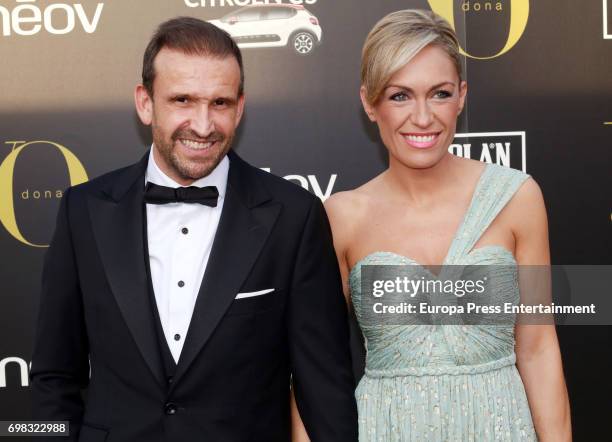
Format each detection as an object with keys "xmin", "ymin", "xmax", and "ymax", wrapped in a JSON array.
[
  {"xmin": 427, "ymin": 0, "xmax": 530, "ymax": 60},
  {"xmin": 0, "ymin": 141, "xmax": 88, "ymax": 247}
]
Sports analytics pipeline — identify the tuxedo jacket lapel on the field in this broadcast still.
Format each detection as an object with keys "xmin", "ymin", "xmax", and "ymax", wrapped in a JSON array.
[
  {"xmin": 171, "ymin": 151, "xmax": 281, "ymax": 389},
  {"xmin": 88, "ymin": 154, "xmax": 166, "ymax": 388}
]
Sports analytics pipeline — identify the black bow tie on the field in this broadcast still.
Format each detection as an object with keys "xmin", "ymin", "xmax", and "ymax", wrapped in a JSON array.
[{"xmin": 144, "ymin": 182, "xmax": 219, "ymax": 207}]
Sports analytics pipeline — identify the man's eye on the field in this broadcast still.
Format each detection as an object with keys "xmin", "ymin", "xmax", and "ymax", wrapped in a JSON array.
[
  {"xmin": 175, "ymin": 97, "xmax": 188, "ymax": 103},
  {"xmin": 390, "ymin": 92, "xmax": 409, "ymax": 102},
  {"xmin": 214, "ymin": 99, "xmax": 227, "ymax": 106},
  {"xmin": 433, "ymin": 90, "xmax": 452, "ymax": 99}
]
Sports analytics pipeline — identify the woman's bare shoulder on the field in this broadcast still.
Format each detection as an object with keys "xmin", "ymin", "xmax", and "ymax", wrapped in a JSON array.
[
  {"xmin": 501, "ymin": 175, "xmax": 546, "ymax": 222},
  {"xmin": 514, "ymin": 176, "xmax": 544, "ymax": 204},
  {"xmin": 508, "ymin": 176, "xmax": 547, "ymax": 230},
  {"xmin": 324, "ymin": 177, "xmax": 383, "ymax": 235},
  {"xmin": 325, "ymin": 189, "xmax": 365, "ymax": 215}
]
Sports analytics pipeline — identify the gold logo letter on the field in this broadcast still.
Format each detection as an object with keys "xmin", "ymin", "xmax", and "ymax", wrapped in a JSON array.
[
  {"xmin": 428, "ymin": 0, "xmax": 530, "ymax": 59},
  {"xmin": 0, "ymin": 141, "xmax": 88, "ymax": 247}
]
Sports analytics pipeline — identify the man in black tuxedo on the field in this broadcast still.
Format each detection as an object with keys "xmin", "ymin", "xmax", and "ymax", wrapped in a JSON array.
[{"xmin": 31, "ymin": 17, "xmax": 357, "ymax": 441}]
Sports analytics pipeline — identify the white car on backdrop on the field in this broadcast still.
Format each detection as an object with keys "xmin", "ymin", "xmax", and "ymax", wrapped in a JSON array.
[{"xmin": 208, "ymin": 4, "xmax": 322, "ymax": 55}]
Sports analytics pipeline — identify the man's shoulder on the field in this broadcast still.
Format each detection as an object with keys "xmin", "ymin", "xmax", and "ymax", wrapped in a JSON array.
[{"xmin": 71, "ymin": 156, "xmax": 145, "ymax": 196}]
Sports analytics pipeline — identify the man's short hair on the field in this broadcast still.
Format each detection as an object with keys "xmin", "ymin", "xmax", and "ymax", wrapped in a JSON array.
[{"xmin": 142, "ymin": 16, "xmax": 244, "ymax": 98}]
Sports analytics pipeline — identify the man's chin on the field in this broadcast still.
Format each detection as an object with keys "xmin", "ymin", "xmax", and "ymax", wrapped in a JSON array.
[
  {"xmin": 173, "ymin": 157, "xmax": 223, "ymax": 181},
  {"xmin": 167, "ymin": 140, "xmax": 231, "ymax": 181}
]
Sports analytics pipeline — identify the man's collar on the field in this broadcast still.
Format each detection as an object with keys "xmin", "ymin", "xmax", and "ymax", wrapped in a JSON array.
[{"xmin": 145, "ymin": 144, "xmax": 229, "ymax": 199}]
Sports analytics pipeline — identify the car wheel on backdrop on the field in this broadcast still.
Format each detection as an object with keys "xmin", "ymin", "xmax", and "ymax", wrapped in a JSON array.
[{"xmin": 291, "ymin": 31, "xmax": 316, "ymax": 55}]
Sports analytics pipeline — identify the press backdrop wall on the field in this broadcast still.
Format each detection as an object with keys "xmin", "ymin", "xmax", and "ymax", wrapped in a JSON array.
[{"xmin": 0, "ymin": 0, "xmax": 610, "ymax": 439}]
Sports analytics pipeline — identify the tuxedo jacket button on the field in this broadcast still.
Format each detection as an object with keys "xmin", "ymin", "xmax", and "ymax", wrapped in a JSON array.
[{"xmin": 164, "ymin": 402, "xmax": 178, "ymax": 415}]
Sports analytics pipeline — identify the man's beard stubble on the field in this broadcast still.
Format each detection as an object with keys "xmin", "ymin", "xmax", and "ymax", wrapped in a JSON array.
[{"xmin": 153, "ymin": 126, "xmax": 233, "ymax": 182}]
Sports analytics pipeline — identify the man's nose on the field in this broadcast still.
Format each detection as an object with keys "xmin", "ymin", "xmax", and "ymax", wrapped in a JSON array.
[{"xmin": 190, "ymin": 105, "xmax": 215, "ymax": 137}]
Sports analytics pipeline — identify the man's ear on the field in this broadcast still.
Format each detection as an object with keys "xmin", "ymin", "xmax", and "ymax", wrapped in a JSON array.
[
  {"xmin": 234, "ymin": 94, "xmax": 246, "ymax": 129},
  {"xmin": 360, "ymin": 86, "xmax": 376, "ymax": 122},
  {"xmin": 134, "ymin": 84, "xmax": 153, "ymax": 125}
]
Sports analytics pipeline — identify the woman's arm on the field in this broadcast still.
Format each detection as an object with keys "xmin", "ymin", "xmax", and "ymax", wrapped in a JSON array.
[
  {"xmin": 290, "ymin": 386, "xmax": 310, "ymax": 442},
  {"xmin": 323, "ymin": 192, "xmax": 356, "ymax": 303},
  {"xmin": 513, "ymin": 178, "xmax": 571, "ymax": 441}
]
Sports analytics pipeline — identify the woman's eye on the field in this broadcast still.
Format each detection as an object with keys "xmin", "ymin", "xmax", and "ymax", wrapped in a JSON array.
[
  {"xmin": 390, "ymin": 92, "xmax": 409, "ymax": 102},
  {"xmin": 433, "ymin": 90, "xmax": 452, "ymax": 99}
]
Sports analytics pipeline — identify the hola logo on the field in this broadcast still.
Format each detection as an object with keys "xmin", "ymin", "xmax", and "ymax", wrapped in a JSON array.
[
  {"xmin": 449, "ymin": 131, "xmax": 527, "ymax": 172},
  {"xmin": 604, "ymin": 0, "xmax": 611, "ymax": 39},
  {"xmin": 427, "ymin": 0, "xmax": 529, "ymax": 59},
  {"xmin": 0, "ymin": 141, "xmax": 88, "ymax": 247},
  {"xmin": 0, "ymin": 1, "xmax": 104, "ymax": 37}
]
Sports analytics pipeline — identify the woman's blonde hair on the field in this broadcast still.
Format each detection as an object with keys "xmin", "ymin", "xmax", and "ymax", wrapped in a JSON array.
[{"xmin": 361, "ymin": 9, "xmax": 462, "ymax": 104}]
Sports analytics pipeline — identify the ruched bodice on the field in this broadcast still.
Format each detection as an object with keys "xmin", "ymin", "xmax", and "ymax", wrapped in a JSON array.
[{"xmin": 351, "ymin": 164, "xmax": 537, "ymax": 441}]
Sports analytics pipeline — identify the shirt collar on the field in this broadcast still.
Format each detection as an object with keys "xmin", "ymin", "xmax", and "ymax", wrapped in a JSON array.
[{"xmin": 145, "ymin": 145, "xmax": 229, "ymax": 199}]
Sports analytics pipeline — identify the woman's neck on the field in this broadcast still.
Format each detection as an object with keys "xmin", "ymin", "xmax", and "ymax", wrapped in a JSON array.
[{"xmin": 382, "ymin": 153, "xmax": 462, "ymax": 206}]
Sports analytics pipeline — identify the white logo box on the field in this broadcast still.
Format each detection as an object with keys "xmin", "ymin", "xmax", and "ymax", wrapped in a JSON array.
[{"xmin": 604, "ymin": 0, "xmax": 612, "ymax": 39}]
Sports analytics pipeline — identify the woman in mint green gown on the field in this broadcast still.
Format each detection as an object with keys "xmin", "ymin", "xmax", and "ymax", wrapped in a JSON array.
[{"xmin": 322, "ymin": 10, "xmax": 571, "ymax": 442}]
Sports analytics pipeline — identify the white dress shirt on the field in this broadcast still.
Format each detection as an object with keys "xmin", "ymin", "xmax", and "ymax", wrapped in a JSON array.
[{"xmin": 145, "ymin": 147, "xmax": 229, "ymax": 363}]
